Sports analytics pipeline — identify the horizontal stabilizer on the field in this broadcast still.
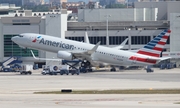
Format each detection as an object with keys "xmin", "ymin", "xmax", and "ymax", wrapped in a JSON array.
[
  {"xmin": 148, "ymin": 56, "xmax": 171, "ymax": 63},
  {"xmin": 158, "ymin": 57, "xmax": 171, "ymax": 61}
]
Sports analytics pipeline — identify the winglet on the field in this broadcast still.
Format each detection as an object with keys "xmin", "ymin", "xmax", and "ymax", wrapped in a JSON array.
[
  {"xmin": 87, "ymin": 41, "xmax": 101, "ymax": 54},
  {"xmin": 113, "ymin": 38, "xmax": 128, "ymax": 49},
  {"xmin": 85, "ymin": 32, "xmax": 90, "ymax": 44}
]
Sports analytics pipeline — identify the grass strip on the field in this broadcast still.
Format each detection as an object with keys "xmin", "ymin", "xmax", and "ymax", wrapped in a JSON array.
[
  {"xmin": 34, "ymin": 89, "xmax": 180, "ymax": 94},
  {"xmin": 174, "ymin": 102, "xmax": 180, "ymax": 104}
]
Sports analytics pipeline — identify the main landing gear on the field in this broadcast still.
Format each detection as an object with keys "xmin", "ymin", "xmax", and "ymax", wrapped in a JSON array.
[
  {"xmin": 81, "ymin": 60, "xmax": 90, "ymax": 68},
  {"xmin": 80, "ymin": 60, "xmax": 93, "ymax": 73},
  {"xmin": 110, "ymin": 67, "xmax": 116, "ymax": 72},
  {"xmin": 62, "ymin": 59, "xmax": 93, "ymax": 73}
]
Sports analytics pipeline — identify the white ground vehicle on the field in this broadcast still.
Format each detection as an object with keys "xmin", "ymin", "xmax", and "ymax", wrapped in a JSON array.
[
  {"xmin": 41, "ymin": 65, "xmax": 73, "ymax": 75},
  {"xmin": 19, "ymin": 64, "xmax": 33, "ymax": 75}
]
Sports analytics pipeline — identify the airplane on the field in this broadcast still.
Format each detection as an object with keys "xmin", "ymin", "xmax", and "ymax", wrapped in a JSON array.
[{"xmin": 11, "ymin": 29, "xmax": 171, "ymax": 71}]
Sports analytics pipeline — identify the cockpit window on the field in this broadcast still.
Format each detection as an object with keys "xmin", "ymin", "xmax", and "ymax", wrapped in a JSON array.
[{"xmin": 18, "ymin": 35, "xmax": 23, "ymax": 37}]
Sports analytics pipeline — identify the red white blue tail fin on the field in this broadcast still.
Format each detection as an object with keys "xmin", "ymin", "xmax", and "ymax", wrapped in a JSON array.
[{"xmin": 136, "ymin": 29, "xmax": 171, "ymax": 57}]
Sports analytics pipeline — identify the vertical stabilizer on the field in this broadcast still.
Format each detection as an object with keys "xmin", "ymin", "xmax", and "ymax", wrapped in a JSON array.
[{"xmin": 137, "ymin": 29, "xmax": 171, "ymax": 57}]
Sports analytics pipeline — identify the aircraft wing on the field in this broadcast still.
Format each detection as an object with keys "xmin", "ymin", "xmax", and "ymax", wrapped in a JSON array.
[
  {"xmin": 113, "ymin": 38, "xmax": 128, "ymax": 50},
  {"xmin": 31, "ymin": 41, "xmax": 101, "ymax": 62},
  {"xmin": 30, "ymin": 50, "xmax": 61, "ymax": 61}
]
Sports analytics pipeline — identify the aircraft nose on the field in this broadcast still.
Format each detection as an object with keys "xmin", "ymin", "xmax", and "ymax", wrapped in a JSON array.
[{"xmin": 11, "ymin": 36, "xmax": 18, "ymax": 42}]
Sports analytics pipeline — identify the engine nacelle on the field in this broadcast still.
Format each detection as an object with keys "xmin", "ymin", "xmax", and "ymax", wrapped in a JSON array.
[{"xmin": 57, "ymin": 51, "xmax": 72, "ymax": 60}]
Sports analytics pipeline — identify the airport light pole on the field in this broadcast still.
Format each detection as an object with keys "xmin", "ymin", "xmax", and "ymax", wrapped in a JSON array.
[{"xmin": 105, "ymin": 15, "xmax": 111, "ymax": 47}]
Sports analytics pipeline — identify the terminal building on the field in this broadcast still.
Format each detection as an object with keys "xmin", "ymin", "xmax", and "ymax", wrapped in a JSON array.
[{"xmin": 0, "ymin": 1, "xmax": 180, "ymax": 67}]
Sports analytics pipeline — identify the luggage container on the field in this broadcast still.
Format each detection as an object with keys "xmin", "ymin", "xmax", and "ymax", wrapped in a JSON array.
[{"xmin": 19, "ymin": 64, "xmax": 33, "ymax": 75}]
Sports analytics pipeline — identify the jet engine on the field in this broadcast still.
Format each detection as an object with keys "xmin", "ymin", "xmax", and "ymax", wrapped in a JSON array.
[{"xmin": 57, "ymin": 51, "xmax": 73, "ymax": 60}]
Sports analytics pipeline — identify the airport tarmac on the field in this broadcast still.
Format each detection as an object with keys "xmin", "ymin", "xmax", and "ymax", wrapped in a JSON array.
[{"xmin": 0, "ymin": 68, "xmax": 180, "ymax": 108}]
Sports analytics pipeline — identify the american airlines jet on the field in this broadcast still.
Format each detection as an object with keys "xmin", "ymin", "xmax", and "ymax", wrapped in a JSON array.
[{"xmin": 11, "ymin": 29, "xmax": 171, "ymax": 71}]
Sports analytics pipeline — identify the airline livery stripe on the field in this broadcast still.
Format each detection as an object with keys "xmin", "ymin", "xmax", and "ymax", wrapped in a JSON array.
[
  {"xmin": 164, "ymin": 29, "xmax": 171, "ymax": 33},
  {"xmin": 145, "ymin": 44, "xmax": 164, "ymax": 50},
  {"xmin": 160, "ymin": 38, "xmax": 167, "ymax": 42},
  {"xmin": 157, "ymin": 41, "xmax": 166, "ymax": 45},
  {"xmin": 161, "ymin": 32, "xmax": 166, "ymax": 35},
  {"xmin": 157, "ymin": 33, "xmax": 170, "ymax": 38},
  {"xmin": 154, "ymin": 37, "xmax": 161, "ymax": 41},
  {"xmin": 147, "ymin": 43, "xmax": 156, "ymax": 47},
  {"xmin": 162, "ymin": 35, "xmax": 169, "ymax": 39},
  {"xmin": 153, "ymin": 47, "xmax": 163, "ymax": 51},
  {"xmin": 140, "ymin": 48, "xmax": 161, "ymax": 54},
  {"xmin": 155, "ymin": 44, "xmax": 164, "ymax": 48},
  {"xmin": 144, "ymin": 45, "xmax": 154, "ymax": 49},
  {"xmin": 150, "ymin": 40, "xmax": 159, "ymax": 44},
  {"xmin": 129, "ymin": 56, "xmax": 157, "ymax": 64},
  {"xmin": 137, "ymin": 50, "xmax": 160, "ymax": 57},
  {"xmin": 149, "ymin": 41, "xmax": 166, "ymax": 45},
  {"xmin": 167, "ymin": 30, "xmax": 171, "ymax": 33},
  {"xmin": 157, "ymin": 35, "xmax": 164, "ymax": 38},
  {"xmin": 155, "ymin": 36, "xmax": 162, "ymax": 39},
  {"xmin": 165, "ymin": 33, "xmax": 170, "ymax": 35}
]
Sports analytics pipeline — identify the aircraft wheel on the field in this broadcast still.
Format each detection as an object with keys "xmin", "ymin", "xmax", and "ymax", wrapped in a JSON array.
[
  {"xmin": 86, "ymin": 61, "xmax": 90, "ymax": 66},
  {"xmin": 42, "ymin": 73, "xmax": 46, "ymax": 75},
  {"xmin": 28, "ymin": 71, "xmax": 32, "ymax": 75},
  {"xmin": 110, "ymin": 68, "xmax": 116, "ymax": 72},
  {"xmin": 81, "ymin": 62, "xmax": 85, "ymax": 67},
  {"xmin": 81, "ymin": 60, "xmax": 91, "ymax": 68}
]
